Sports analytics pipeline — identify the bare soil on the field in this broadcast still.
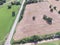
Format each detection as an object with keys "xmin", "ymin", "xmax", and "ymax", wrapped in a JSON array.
[{"xmin": 13, "ymin": 2, "xmax": 60, "ymax": 41}]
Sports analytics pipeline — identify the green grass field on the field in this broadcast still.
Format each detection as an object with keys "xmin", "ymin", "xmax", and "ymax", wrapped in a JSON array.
[
  {"xmin": 0, "ymin": 4, "xmax": 20, "ymax": 41},
  {"xmin": 38, "ymin": 40, "xmax": 60, "ymax": 45}
]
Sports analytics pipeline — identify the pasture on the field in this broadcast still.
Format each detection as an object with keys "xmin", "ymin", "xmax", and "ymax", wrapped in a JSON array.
[{"xmin": 0, "ymin": 1, "xmax": 20, "ymax": 45}]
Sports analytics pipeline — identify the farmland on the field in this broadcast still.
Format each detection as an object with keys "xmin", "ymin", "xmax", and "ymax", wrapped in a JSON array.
[{"xmin": 13, "ymin": 2, "xmax": 60, "ymax": 41}]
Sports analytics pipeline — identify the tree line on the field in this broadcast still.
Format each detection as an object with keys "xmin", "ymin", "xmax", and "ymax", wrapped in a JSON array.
[
  {"xmin": 12, "ymin": 32, "xmax": 60, "ymax": 45},
  {"xmin": 26, "ymin": 0, "xmax": 44, "ymax": 4},
  {"xmin": 0, "ymin": 0, "xmax": 6, "ymax": 5}
]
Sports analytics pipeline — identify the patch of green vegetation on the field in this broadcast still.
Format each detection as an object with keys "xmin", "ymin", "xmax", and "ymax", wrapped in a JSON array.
[
  {"xmin": 0, "ymin": 4, "xmax": 20, "ymax": 41},
  {"xmin": 38, "ymin": 40, "xmax": 60, "ymax": 45}
]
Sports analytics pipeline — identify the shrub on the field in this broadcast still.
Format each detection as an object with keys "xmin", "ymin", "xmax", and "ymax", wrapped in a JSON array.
[
  {"xmin": 49, "ymin": 5, "xmax": 52, "ymax": 8},
  {"xmin": 12, "ymin": 11, "xmax": 15, "ymax": 17},
  {"xmin": 11, "ymin": 2, "xmax": 15, "ymax": 5},
  {"xmin": 12, "ymin": 35, "xmax": 43, "ymax": 44},
  {"xmin": 43, "ymin": 15, "xmax": 47, "ymax": 20},
  {"xmin": 26, "ymin": 0, "xmax": 37, "ymax": 4},
  {"xmin": 56, "ymin": 0, "xmax": 59, "ymax": 1},
  {"xmin": 42, "ymin": 35, "xmax": 49, "ymax": 40},
  {"xmin": 56, "ymin": 32, "xmax": 60, "ymax": 36},
  {"xmin": 43, "ymin": 15, "xmax": 52, "ymax": 25},
  {"xmin": 53, "ymin": 6, "xmax": 57, "ymax": 10},
  {"xmin": 12, "ymin": 33, "xmax": 60, "ymax": 45},
  {"xmin": 2, "ymin": 0, "xmax": 6, "ymax": 3},
  {"xmin": 32, "ymin": 16, "xmax": 35, "ymax": 21},
  {"xmin": 33, "ymin": 0, "xmax": 37, "ymax": 3},
  {"xmin": 14, "ymin": 1, "xmax": 20, "ymax": 5},
  {"xmin": 50, "ymin": 9, "xmax": 53, "ymax": 12},
  {"xmin": 0, "ymin": 1, "xmax": 3, "ymax": 5},
  {"xmin": 8, "ymin": 5, "xmax": 12, "ymax": 9},
  {"xmin": 46, "ymin": 17, "xmax": 52, "ymax": 25},
  {"xmin": 55, "ymin": 32, "xmax": 60, "ymax": 38},
  {"xmin": 58, "ymin": 10, "xmax": 60, "ymax": 14},
  {"xmin": 43, "ymin": 34, "xmax": 53, "ymax": 40},
  {"xmin": 20, "ymin": 39, "xmax": 27, "ymax": 44},
  {"xmin": 29, "ymin": 35, "xmax": 40, "ymax": 42},
  {"xmin": 19, "ymin": 35, "xmax": 41, "ymax": 44}
]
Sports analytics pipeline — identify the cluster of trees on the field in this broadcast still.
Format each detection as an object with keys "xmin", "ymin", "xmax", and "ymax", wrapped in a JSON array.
[
  {"xmin": 26, "ymin": 0, "xmax": 44, "ymax": 4},
  {"xmin": 11, "ymin": 1, "xmax": 21, "ymax": 5},
  {"xmin": 7, "ymin": 5, "xmax": 16, "ymax": 17},
  {"xmin": 49, "ymin": 5, "xmax": 60, "ymax": 14},
  {"xmin": 43, "ymin": 15, "xmax": 52, "ymax": 25},
  {"xmin": 7, "ymin": 5, "xmax": 15, "ymax": 17},
  {"xmin": 26, "ymin": 0, "xmax": 37, "ymax": 4},
  {"xmin": 49, "ymin": 5, "xmax": 57, "ymax": 13},
  {"xmin": 12, "ymin": 32, "xmax": 60, "ymax": 45},
  {"xmin": 0, "ymin": 0, "xmax": 6, "ymax": 5},
  {"xmin": 0, "ymin": 0, "xmax": 21, "ymax": 5},
  {"xmin": 8, "ymin": 1, "xmax": 21, "ymax": 9}
]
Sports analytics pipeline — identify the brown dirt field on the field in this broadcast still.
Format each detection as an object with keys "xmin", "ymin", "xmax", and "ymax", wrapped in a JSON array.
[{"xmin": 13, "ymin": 2, "xmax": 60, "ymax": 41}]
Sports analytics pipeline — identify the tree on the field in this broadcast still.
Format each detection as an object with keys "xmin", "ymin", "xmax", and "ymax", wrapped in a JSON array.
[
  {"xmin": 49, "ymin": 5, "xmax": 52, "ymax": 8},
  {"xmin": 32, "ymin": 16, "xmax": 35, "ymax": 21},
  {"xmin": 33, "ymin": 0, "xmax": 37, "ymax": 3},
  {"xmin": 43, "ymin": 15, "xmax": 47, "ymax": 20},
  {"xmin": 2, "ymin": 0, "xmax": 6, "ymax": 3},
  {"xmin": 0, "ymin": 0, "xmax": 6, "ymax": 3},
  {"xmin": 26, "ymin": 0, "xmax": 37, "ymax": 4},
  {"xmin": 12, "ymin": 11, "xmax": 15, "ymax": 17},
  {"xmin": 56, "ymin": 0, "xmax": 59, "ymax": 1},
  {"xmin": 18, "ymin": 35, "xmax": 42, "ymax": 45},
  {"xmin": 50, "ymin": 9, "xmax": 53, "ymax": 12},
  {"xmin": 46, "ymin": 17, "xmax": 52, "ymax": 25},
  {"xmin": 14, "ymin": 1, "xmax": 21, "ymax": 5},
  {"xmin": 53, "ymin": 6, "xmax": 57, "ymax": 10},
  {"xmin": 55, "ymin": 32, "xmax": 60, "ymax": 38},
  {"xmin": 0, "ymin": 1, "xmax": 3, "ymax": 5},
  {"xmin": 43, "ymin": 15, "xmax": 53, "ymax": 25},
  {"xmin": 58, "ymin": 11, "xmax": 60, "ymax": 14},
  {"xmin": 11, "ymin": 1, "xmax": 15, "ymax": 5},
  {"xmin": 42, "ymin": 34, "xmax": 54, "ymax": 40},
  {"xmin": 8, "ymin": 5, "xmax": 12, "ymax": 9},
  {"xmin": 30, "ymin": 35, "xmax": 41, "ymax": 45}
]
